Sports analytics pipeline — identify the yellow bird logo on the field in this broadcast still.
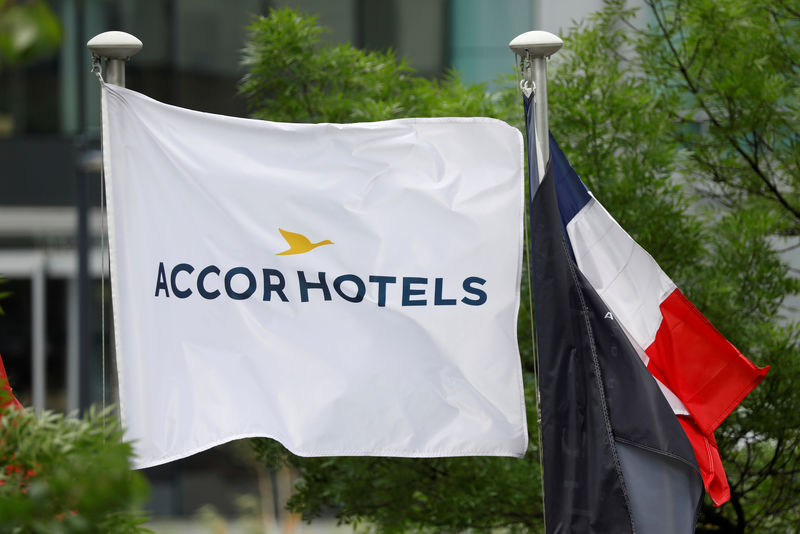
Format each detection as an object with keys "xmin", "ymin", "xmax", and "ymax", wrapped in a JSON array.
[{"xmin": 276, "ymin": 228, "xmax": 334, "ymax": 255}]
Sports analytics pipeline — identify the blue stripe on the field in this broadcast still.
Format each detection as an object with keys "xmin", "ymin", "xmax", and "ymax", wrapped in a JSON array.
[
  {"xmin": 549, "ymin": 134, "xmax": 592, "ymax": 226},
  {"xmin": 525, "ymin": 99, "xmax": 592, "ymax": 263}
]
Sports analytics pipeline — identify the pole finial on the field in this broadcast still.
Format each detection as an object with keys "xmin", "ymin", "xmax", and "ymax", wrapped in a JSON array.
[
  {"xmin": 509, "ymin": 31, "xmax": 563, "ymax": 58},
  {"xmin": 87, "ymin": 31, "xmax": 141, "ymax": 87},
  {"xmin": 87, "ymin": 31, "xmax": 142, "ymax": 60}
]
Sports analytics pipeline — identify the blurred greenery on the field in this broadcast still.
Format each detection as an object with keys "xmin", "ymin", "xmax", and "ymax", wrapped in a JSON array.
[
  {"xmin": 0, "ymin": 399, "xmax": 151, "ymax": 533},
  {"xmin": 239, "ymin": 7, "xmax": 514, "ymax": 125},
  {"xmin": 0, "ymin": 0, "xmax": 62, "ymax": 70},
  {"xmin": 194, "ymin": 495, "xmax": 269, "ymax": 534}
]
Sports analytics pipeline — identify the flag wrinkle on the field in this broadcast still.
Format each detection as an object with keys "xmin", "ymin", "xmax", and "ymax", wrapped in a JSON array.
[
  {"xmin": 132, "ymin": 431, "xmax": 528, "ymax": 470},
  {"xmin": 645, "ymin": 290, "xmax": 769, "ymax": 434},
  {"xmin": 678, "ymin": 416, "xmax": 730, "ymax": 506},
  {"xmin": 562, "ymin": 224, "xmax": 634, "ymax": 527},
  {"xmin": 613, "ymin": 435, "xmax": 701, "ymax": 475}
]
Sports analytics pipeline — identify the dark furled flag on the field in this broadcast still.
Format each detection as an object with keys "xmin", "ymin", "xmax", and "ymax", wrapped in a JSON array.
[{"xmin": 526, "ymin": 95, "xmax": 704, "ymax": 533}]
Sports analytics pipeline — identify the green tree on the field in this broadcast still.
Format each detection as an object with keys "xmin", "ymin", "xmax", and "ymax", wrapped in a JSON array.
[
  {"xmin": 635, "ymin": 0, "xmax": 800, "ymax": 531},
  {"xmin": 0, "ymin": 0, "xmax": 61, "ymax": 70},
  {"xmin": 643, "ymin": 0, "xmax": 800, "ymax": 237},
  {"xmin": 546, "ymin": 3, "xmax": 703, "ymax": 280},
  {"xmin": 241, "ymin": 6, "xmax": 800, "ymax": 533},
  {"xmin": 0, "ymin": 280, "xmax": 149, "ymax": 532},
  {"xmin": 239, "ymin": 8, "xmax": 502, "ymax": 124},
  {"xmin": 0, "ymin": 403, "xmax": 151, "ymax": 533}
]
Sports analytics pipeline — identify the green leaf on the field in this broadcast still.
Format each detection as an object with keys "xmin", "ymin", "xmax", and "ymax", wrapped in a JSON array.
[
  {"xmin": 0, "ymin": 404, "xmax": 151, "ymax": 532},
  {"xmin": 0, "ymin": 0, "xmax": 62, "ymax": 67}
]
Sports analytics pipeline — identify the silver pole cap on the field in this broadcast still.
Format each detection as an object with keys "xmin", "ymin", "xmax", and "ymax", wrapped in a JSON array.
[
  {"xmin": 509, "ymin": 31, "xmax": 563, "ymax": 58},
  {"xmin": 87, "ymin": 31, "xmax": 142, "ymax": 59}
]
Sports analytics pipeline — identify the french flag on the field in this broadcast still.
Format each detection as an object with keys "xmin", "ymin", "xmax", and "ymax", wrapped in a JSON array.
[{"xmin": 549, "ymin": 136, "xmax": 769, "ymax": 506}]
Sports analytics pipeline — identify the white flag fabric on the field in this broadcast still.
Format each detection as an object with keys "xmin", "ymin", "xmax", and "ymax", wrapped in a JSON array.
[{"xmin": 100, "ymin": 81, "xmax": 527, "ymax": 469}]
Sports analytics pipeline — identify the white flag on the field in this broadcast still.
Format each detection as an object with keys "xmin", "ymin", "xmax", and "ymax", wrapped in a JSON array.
[{"xmin": 100, "ymin": 81, "xmax": 527, "ymax": 469}]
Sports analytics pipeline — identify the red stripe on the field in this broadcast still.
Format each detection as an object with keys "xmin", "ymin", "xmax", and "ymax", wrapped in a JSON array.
[
  {"xmin": 678, "ymin": 415, "xmax": 730, "ymax": 506},
  {"xmin": 645, "ymin": 289, "xmax": 768, "ymax": 435},
  {"xmin": 645, "ymin": 289, "xmax": 768, "ymax": 504}
]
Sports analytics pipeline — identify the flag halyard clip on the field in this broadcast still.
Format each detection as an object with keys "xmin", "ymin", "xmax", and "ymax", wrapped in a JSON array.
[
  {"xmin": 520, "ymin": 79, "xmax": 535, "ymax": 98},
  {"xmin": 91, "ymin": 54, "xmax": 105, "ymax": 83},
  {"xmin": 519, "ymin": 53, "xmax": 535, "ymax": 98}
]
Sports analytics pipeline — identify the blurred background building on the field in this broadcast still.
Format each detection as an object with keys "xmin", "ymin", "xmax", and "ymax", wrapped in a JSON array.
[{"xmin": 0, "ymin": 0, "xmax": 607, "ymax": 525}]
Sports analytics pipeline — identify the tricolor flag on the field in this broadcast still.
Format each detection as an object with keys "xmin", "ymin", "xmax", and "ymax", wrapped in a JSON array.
[
  {"xmin": 526, "ymin": 95, "xmax": 767, "ymax": 532},
  {"xmin": 547, "ymin": 137, "xmax": 769, "ymax": 507},
  {"xmin": 100, "ymin": 82, "xmax": 528, "ymax": 468}
]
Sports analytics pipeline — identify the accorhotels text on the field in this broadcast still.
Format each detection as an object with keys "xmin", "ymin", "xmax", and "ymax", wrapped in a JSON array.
[{"xmin": 154, "ymin": 262, "xmax": 488, "ymax": 307}]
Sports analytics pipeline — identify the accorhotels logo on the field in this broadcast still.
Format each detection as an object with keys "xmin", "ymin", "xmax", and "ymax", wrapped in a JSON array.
[{"xmin": 154, "ymin": 229, "xmax": 487, "ymax": 307}]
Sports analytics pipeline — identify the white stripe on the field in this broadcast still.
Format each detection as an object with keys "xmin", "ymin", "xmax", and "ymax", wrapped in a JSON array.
[
  {"xmin": 565, "ymin": 196, "xmax": 689, "ymax": 416},
  {"xmin": 566, "ymin": 197, "xmax": 675, "ymax": 350},
  {"xmin": 654, "ymin": 377, "xmax": 690, "ymax": 416}
]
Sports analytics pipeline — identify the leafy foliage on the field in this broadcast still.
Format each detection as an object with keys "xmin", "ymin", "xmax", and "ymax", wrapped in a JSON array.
[
  {"xmin": 0, "ymin": 399, "xmax": 150, "ymax": 533},
  {"xmin": 252, "ymin": 376, "xmax": 544, "ymax": 532},
  {"xmin": 643, "ymin": 0, "xmax": 800, "ymax": 237},
  {"xmin": 239, "ymin": 8, "xmax": 506, "ymax": 124},
  {"xmin": 553, "ymin": 3, "xmax": 800, "ymax": 531},
  {"xmin": 0, "ymin": 0, "xmax": 62, "ymax": 70},
  {"xmin": 547, "ymin": 1, "xmax": 703, "ymax": 281},
  {"xmin": 241, "ymin": 5, "xmax": 800, "ymax": 533},
  {"xmin": 254, "ymin": 443, "xmax": 543, "ymax": 533},
  {"xmin": 632, "ymin": 1, "xmax": 800, "ymax": 531}
]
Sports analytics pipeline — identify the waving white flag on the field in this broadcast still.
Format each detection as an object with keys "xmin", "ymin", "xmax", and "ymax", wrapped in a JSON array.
[{"xmin": 101, "ymin": 81, "xmax": 527, "ymax": 468}]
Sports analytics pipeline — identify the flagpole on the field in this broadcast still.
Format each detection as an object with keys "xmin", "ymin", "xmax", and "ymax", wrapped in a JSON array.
[
  {"xmin": 509, "ymin": 31, "xmax": 562, "ymax": 531},
  {"xmin": 83, "ymin": 31, "xmax": 141, "ymax": 412},
  {"xmin": 509, "ymin": 31, "xmax": 562, "ymax": 168},
  {"xmin": 87, "ymin": 31, "xmax": 142, "ymax": 87}
]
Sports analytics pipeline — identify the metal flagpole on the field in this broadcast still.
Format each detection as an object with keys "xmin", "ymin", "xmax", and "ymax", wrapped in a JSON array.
[
  {"xmin": 509, "ymin": 31, "xmax": 563, "ymax": 170},
  {"xmin": 85, "ymin": 32, "xmax": 141, "ymax": 414},
  {"xmin": 509, "ymin": 30, "xmax": 562, "ymax": 531}
]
